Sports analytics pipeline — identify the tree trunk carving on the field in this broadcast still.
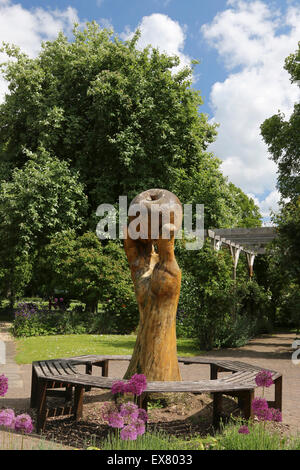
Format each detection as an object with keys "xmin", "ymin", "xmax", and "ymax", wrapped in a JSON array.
[{"xmin": 123, "ymin": 189, "xmax": 182, "ymax": 381}]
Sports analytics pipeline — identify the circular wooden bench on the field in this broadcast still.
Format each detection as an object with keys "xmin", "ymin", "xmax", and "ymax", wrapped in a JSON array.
[{"xmin": 30, "ymin": 355, "xmax": 282, "ymax": 433}]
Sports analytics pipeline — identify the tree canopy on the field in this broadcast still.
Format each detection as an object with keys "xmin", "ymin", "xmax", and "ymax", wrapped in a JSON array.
[
  {"xmin": 261, "ymin": 43, "xmax": 300, "ymax": 331},
  {"xmin": 260, "ymin": 41, "xmax": 300, "ymax": 201},
  {"xmin": 0, "ymin": 22, "xmax": 262, "ymax": 311},
  {"xmin": 0, "ymin": 22, "xmax": 260, "ymax": 230}
]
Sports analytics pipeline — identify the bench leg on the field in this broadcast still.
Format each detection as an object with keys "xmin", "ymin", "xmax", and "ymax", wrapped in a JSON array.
[
  {"xmin": 210, "ymin": 364, "xmax": 219, "ymax": 380},
  {"xmin": 36, "ymin": 381, "xmax": 48, "ymax": 433},
  {"xmin": 274, "ymin": 376, "xmax": 282, "ymax": 411},
  {"xmin": 74, "ymin": 385, "xmax": 84, "ymax": 421},
  {"xmin": 238, "ymin": 390, "xmax": 254, "ymax": 420},
  {"xmin": 30, "ymin": 365, "xmax": 38, "ymax": 408},
  {"xmin": 212, "ymin": 392, "xmax": 223, "ymax": 427},
  {"xmin": 85, "ymin": 363, "xmax": 92, "ymax": 392},
  {"xmin": 101, "ymin": 360, "xmax": 109, "ymax": 377},
  {"xmin": 65, "ymin": 384, "xmax": 73, "ymax": 402}
]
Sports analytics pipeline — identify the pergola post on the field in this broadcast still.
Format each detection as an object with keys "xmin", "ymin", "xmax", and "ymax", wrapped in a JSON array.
[
  {"xmin": 246, "ymin": 252, "xmax": 256, "ymax": 279},
  {"xmin": 230, "ymin": 243, "xmax": 242, "ymax": 281},
  {"xmin": 229, "ymin": 243, "xmax": 242, "ymax": 321}
]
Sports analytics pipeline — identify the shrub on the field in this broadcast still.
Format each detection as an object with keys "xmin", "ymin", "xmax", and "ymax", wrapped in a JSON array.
[
  {"xmin": 12, "ymin": 302, "xmax": 90, "ymax": 337},
  {"xmin": 175, "ymin": 239, "xmax": 273, "ymax": 349}
]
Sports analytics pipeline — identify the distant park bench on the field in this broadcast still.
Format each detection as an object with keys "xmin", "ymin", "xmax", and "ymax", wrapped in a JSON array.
[{"xmin": 30, "ymin": 355, "xmax": 282, "ymax": 432}]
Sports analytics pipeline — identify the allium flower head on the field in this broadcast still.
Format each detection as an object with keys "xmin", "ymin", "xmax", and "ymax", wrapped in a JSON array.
[
  {"xmin": 120, "ymin": 402, "xmax": 139, "ymax": 421},
  {"xmin": 107, "ymin": 411, "xmax": 124, "ymax": 429},
  {"xmin": 251, "ymin": 397, "xmax": 269, "ymax": 415},
  {"xmin": 14, "ymin": 414, "xmax": 33, "ymax": 434},
  {"xmin": 133, "ymin": 418, "xmax": 146, "ymax": 436},
  {"xmin": 120, "ymin": 424, "xmax": 138, "ymax": 441},
  {"xmin": 127, "ymin": 374, "xmax": 147, "ymax": 396},
  {"xmin": 0, "ymin": 374, "xmax": 8, "ymax": 397},
  {"xmin": 255, "ymin": 370, "xmax": 274, "ymax": 388},
  {"xmin": 269, "ymin": 408, "xmax": 282, "ymax": 422},
  {"xmin": 111, "ymin": 380, "xmax": 126, "ymax": 395},
  {"xmin": 238, "ymin": 425, "xmax": 250, "ymax": 434},
  {"xmin": 0, "ymin": 409, "xmax": 15, "ymax": 428},
  {"xmin": 255, "ymin": 407, "xmax": 273, "ymax": 422}
]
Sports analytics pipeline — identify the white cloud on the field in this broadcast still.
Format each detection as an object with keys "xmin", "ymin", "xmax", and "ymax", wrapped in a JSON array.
[
  {"xmin": 121, "ymin": 13, "xmax": 192, "ymax": 72},
  {"xmin": 247, "ymin": 190, "xmax": 280, "ymax": 221},
  {"xmin": 201, "ymin": 0, "xmax": 300, "ymax": 218},
  {"xmin": 0, "ymin": 0, "xmax": 78, "ymax": 101}
]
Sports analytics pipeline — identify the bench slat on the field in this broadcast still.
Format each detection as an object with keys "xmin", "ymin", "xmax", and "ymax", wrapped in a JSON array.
[
  {"xmin": 220, "ymin": 370, "xmax": 258, "ymax": 384},
  {"xmin": 37, "ymin": 373, "xmax": 254, "ymax": 394}
]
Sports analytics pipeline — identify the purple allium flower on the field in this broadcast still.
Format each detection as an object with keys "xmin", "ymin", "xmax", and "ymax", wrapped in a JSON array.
[
  {"xmin": 269, "ymin": 408, "xmax": 282, "ymax": 422},
  {"xmin": 251, "ymin": 397, "xmax": 269, "ymax": 415},
  {"xmin": 255, "ymin": 370, "xmax": 274, "ymax": 388},
  {"xmin": 133, "ymin": 418, "xmax": 146, "ymax": 436},
  {"xmin": 59, "ymin": 298, "xmax": 64, "ymax": 302},
  {"xmin": 255, "ymin": 407, "xmax": 273, "ymax": 422},
  {"xmin": 0, "ymin": 409, "xmax": 15, "ymax": 428},
  {"xmin": 111, "ymin": 380, "xmax": 126, "ymax": 395},
  {"xmin": 107, "ymin": 412, "xmax": 124, "ymax": 429},
  {"xmin": 127, "ymin": 374, "xmax": 147, "ymax": 396},
  {"xmin": 14, "ymin": 414, "xmax": 33, "ymax": 434},
  {"xmin": 0, "ymin": 374, "xmax": 8, "ymax": 397},
  {"xmin": 137, "ymin": 408, "xmax": 148, "ymax": 423},
  {"xmin": 119, "ymin": 402, "xmax": 139, "ymax": 421},
  {"xmin": 120, "ymin": 424, "xmax": 138, "ymax": 441},
  {"xmin": 238, "ymin": 425, "xmax": 250, "ymax": 434},
  {"xmin": 54, "ymin": 298, "xmax": 58, "ymax": 303}
]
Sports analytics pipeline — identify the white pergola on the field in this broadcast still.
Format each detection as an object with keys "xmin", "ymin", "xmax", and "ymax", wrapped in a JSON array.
[{"xmin": 205, "ymin": 227, "xmax": 277, "ymax": 279}]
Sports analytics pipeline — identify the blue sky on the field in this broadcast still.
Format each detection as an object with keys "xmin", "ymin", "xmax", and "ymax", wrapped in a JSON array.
[{"xmin": 0, "ymin": 0, "xmax": 299, "ymax": 222}]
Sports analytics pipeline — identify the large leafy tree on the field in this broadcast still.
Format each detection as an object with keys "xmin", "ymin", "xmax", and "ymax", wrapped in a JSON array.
[
  {"xmin": 0, "ymin": 22, "xmax": 262, "ymax": 314},
  {"xmin": 227, "ymin": 183, "xmax": 262, "ymax": 228},
  {"xmin": 0, "ymin": 22, "xmax": 256, "ymax": 229},
  {"xmin": 260, "ymin": 42, "xmax": 300, "ymax": 201},
  {"xmin": 0, "ymin": 148, "xmax": 87, "ymax": 305},
  {"xmin": 36, "ymin": 231, "xmax": 138, "ymax": 330},
  {"xmin": 261, "ymin": 43, "xmax": 300, "ymax": 329}
]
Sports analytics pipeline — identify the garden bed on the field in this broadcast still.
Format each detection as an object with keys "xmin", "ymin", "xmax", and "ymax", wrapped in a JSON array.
[{"xmin": 22, "ymin": 388, "xmax": 291, "ymax": 450}]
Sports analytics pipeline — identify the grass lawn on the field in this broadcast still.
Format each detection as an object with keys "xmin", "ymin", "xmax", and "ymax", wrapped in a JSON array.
[{"xmin": 14, "ymin": 334, "xmax": 202, "ymax": 364}]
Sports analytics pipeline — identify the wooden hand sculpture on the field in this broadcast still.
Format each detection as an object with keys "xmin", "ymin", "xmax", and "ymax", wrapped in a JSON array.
[{"xmin": 123, "ymin": 189, "xmax": 182, "ymax": 381}]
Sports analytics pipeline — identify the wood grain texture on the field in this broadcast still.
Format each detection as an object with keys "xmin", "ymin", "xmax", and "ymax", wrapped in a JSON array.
[{"xmin": 123, "ymin": 189, "xmax": 183, "ymax": 381}]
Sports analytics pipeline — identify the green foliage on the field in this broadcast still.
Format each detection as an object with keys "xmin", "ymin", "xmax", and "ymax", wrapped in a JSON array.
[
  {"xmin": 260, "ymin": 42, "xmax": 300, "ymax": 201},
  {"xmin": 0, "ymin": 22, "xmax": 258, "ymax": 230},
  {"xmin": 276, "ymin": 283, "xmax": 300, "ymax": 332},
  {"xmin": 99, "ymin": 430, "xmax": 196, "ymax": 451},
  {"xmin": 260, "ymin": 43, "xmax": 300, "ymax": 332},
  {"xmin": 0, "ymin": 21, "xmax": 264, "ymax": 338},
  {"xmin": 272, "ymin": 199, "xmax": 300, "ymax": 283},
  {"xmin": 35, "ymin": 232, "xmax": 138, "ymax": 332},
  {"xmin": 215, "ymin": 418, "xmax": 300, "ymax": 451},
  {"xmin": 266, "ymin": 200, "xmax": 300, "ymax": 331},
  {"xmin": 0, "ymin": 149, "xmax": 87, "ymax": 305},
  {"xmin": 98, "ymin": 241, "xmax": 139, "ymax": 334},
  {"xmin": 176, "ymin": 240, "xmax": 272, "ymax": 349},
  {"xmin": 12, "ymin": 302, "xmax": 90, "ymax": 337},
  {"xmin": 90, "ymin": 420, "xmax": 300, "ymax": 451},
  {"xmin": 228, "ymin": 183, "xmax": 262, "ymax": 228}
]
